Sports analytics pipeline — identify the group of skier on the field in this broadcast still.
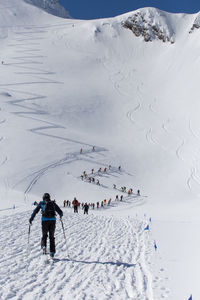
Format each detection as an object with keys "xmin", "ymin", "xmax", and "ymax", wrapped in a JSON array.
[
  {"xmin": 81, "ymin": 172, "xmax": 100, "ymax": 186},
  {"xmin": 28, "ymin": 160, "xmax": 141, "ymax": 260},
  {"xmin": 80, "ymin": 164, "xmax": 122, "ymax": 186},
  {"xmin": 113, "ymin": 184, "xmax": 141, "ymax": 197},
  {"xmin": 80, "ymin": 146, "xmax": 95, "ymax": 154},
  {"xmin": 63, "ymin": 197, "xmax": 117, "ymax": 213}
]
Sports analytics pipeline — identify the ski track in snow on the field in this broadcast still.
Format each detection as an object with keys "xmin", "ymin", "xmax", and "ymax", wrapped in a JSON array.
[
  {"xmin": 0, "ymin": 25, "xmax": 162, "ymax": 299},
  {"xmin": 97, "ymin": 35, "xmax": 200, "ymax": 197},
  {"xmin": 0, "ymin": 107, "xmax": 7, "ymax": 168},
  {"xmin": 0, "ymin": 26, "xmax": 107, "ymax": 194},
  {"xmin": 0, "ymin": 211, "xmax": 153, "ymax": 300},
  {"xmin": 2, "ymin": 29, "xmax": 106, "ymax": 150}
]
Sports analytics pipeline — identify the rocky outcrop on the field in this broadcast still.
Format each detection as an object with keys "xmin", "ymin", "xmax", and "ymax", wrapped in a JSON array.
[
  {"xmin": 122, "ymin": 9, "xmax": 174, "ymax": 43},
  {"xmin": 189, "ymin": 14, "xmax": 200, "ymax": 33}
]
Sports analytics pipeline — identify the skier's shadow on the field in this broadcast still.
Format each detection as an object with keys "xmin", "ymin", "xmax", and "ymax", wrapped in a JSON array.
[{"xmin": 54, "ymin": 258, "xmax": 136, "ymax": 268}]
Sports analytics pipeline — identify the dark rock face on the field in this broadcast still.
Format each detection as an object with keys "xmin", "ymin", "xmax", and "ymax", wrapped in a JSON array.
[
  {"xmin": 189, "ymin": 15, "xmax": 200, "ymax": 33},
  {"xmin": 122, "ymin": 11, "xmax": 174, "ymax": 44}
]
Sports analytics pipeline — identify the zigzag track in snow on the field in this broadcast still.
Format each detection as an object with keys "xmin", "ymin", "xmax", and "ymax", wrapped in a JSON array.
[
  {"xmin": 0, "ymin": 24, "xmax": 156, "ymax": 299},
  {"xmin": 1, "ymin": 26, "xmax": 108, "ymax": 196}
]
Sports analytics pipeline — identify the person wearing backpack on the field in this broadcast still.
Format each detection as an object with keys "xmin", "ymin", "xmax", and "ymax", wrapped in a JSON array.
[
  {"xmin": 83, "ymin": 203, "xmax": 89, "ymax": 214},
  {"xmin": 72, "ymin": 197, "xmax": 79, "ymax": 213},
  {"xmin": 29, "ymin": 193, "xmax": 63, "ymax": 258}
]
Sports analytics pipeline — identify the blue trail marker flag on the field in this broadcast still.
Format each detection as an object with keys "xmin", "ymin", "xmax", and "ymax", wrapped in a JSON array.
[{"xmin": 154, "ymin": 241, "xmax": 157, "ymax": 250}]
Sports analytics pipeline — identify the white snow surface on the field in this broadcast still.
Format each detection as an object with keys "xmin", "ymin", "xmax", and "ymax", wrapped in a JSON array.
[{"xmin": 0, "ymin": 1, "xmax": 200, "ymax": 299}]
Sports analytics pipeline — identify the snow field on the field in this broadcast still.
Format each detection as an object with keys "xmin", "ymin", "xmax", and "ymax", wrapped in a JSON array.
[
  {"xmin": 0, "ymin": 210, "xmax": 154, "ymax": 300},
  {"xmin": 0, "ymin": 1, "xmax": 200, "ymax": 298}
]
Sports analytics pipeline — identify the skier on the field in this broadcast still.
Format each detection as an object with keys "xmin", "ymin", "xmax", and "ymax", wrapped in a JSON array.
[
  {"xmin": 118, "ymin": 166, "xmax": 121, "ymax": 171},
  {"xmin": 120, "ymin": 195, "xmax": 123, "ymax": 201},
  {"xmin": 104, "ymin": 199, "xmax": 106, "ymax": 205},
  {"xmin": 63, "ymin": 200, "xmax": 67, "ymax": 207},
  {"xmin": 80, "ymin": 148, "xmax": 83, "ymax": 154},
  {"xmin": 92, "ymin": 203, "xmax": 95, "ymax": 209},
  {"xmin": 29, "ymin": 193, "xmax": 63, "ymax": 259},
  {"xmin": 97, "ymin": 202, "xmax": 99, "ymax": 209},
  {"xmin": 137, "ymin": 190, "xmax": 140, "ymax": 196},
  {"xmin": 101, "ymin": 201, "xmax": 104, "ymax": 207},
  {"xmin": 83, "ymin": 203, "xmax": 89, "ymax": 214},
  {"xmin": 83, "ymin": 171, "xmax": 87, "ymax": 179},
  {"xmin": 92, "ymin": 146, "xmax": 95, "ymax": 151},
  {"xmin": 72, "ymin": 197, "xmax": 79, "ymax": 213},
  {"xmin": 91, "ymin": 168, "xmax": 94, "ymax": 174},
  {"xmin": 108, "ymin": 198, "xmax": 111, "ymax": 205},
  {"xmin": 115, "ymin": 195, "xmax": 119, "ymax": 201},
  {"xmin": 104, "ymin": 167, "xmax": 107, "ymax": 172},
  {"xmin": 109, "ymin": 165, "xmax": 111, "ymax": 170},
  {"xmin": 113, "ymin": 184, "xmax": 116, "ymax": 189}
]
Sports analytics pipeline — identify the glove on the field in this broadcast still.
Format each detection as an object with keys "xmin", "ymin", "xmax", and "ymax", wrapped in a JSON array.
[{"xmin": 29, "ymin": 218, "xmax": 32, "ymax": 225}]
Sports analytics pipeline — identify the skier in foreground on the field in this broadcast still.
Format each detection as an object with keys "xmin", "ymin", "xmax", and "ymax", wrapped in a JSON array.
[{"xmin": 29, "ymin": 193, "xmax": 63, "ymax": 259}]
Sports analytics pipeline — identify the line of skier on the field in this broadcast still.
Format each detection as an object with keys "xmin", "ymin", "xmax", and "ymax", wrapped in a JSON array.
[
  {"xmin": 63, "ymin": 197, "xmax": 113, "ymax": 213},
  {"xmin": 81, "ymin": 164, "xmax": 121, "ymax": 177},
  {"xmin": 113, "ymin": 184, "xmax": 141, "ymax": 196},
  {"xmin": 29, "ymin": 187, "xmax": 142, "ymax": 260},
  {"xmin": 80, "ymin": 164, "xmax": 122, "ymax": 185}
]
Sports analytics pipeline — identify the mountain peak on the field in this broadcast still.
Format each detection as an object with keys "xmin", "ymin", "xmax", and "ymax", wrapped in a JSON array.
[
  {"xmin": 24, "ymin": 0, "xmax": 70, "ymax": 18},
  {"xmin": 121, "ymin": 8, "xmax": 175, "ymax": 43}
]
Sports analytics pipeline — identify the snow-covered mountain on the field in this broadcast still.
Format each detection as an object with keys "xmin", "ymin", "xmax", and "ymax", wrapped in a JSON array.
[
  {"xmin": 0, "ymin": 1, "xmax": 200, "ymax": 299},
  {"xmin": 25, "ymin": 0, "xmax": 70, "ymax": 18}
]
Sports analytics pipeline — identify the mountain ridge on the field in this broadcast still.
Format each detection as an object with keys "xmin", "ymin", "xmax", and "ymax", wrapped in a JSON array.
[{"xmin": 24, "ymin": 0, "xmax": 70, "ymax": 18}]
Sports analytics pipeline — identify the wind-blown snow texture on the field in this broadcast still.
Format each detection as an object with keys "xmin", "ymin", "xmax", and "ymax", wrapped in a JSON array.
[{"xmin": 0, "ymin": 0, "xmax": 200, "ymax": 299}]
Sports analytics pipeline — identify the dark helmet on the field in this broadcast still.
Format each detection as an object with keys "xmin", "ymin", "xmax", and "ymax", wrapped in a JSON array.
[{"xmin": 43, "ymin": 193, "xmax": 50, "ymax": 201}]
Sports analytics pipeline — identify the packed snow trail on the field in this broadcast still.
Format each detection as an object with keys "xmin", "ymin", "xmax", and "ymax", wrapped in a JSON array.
[{"xmin": 0, "ymin": 210, "xmax": 153, "ymax": 300}]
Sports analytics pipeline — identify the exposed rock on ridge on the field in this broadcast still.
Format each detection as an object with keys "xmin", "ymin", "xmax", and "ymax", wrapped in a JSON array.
[
  {"xmin": 189, "ymin": 13, "xmax": 200, "ymax": 33},
  {"xmin": 122, "ymin": 9, "xmax": 174, "ymax": 43}
]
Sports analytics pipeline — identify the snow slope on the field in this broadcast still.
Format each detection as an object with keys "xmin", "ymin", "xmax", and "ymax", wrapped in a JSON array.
[
  {"xmin": 0, "ymin": 0, "xmax": 200, "ymax": 299},
  {"xmin": 0, "ymin": 210, "xmax": 154, "ymax": 300}
]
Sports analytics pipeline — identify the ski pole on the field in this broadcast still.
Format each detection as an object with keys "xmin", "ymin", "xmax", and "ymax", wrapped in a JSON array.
[
  {"xmin": 28, "ymin": 224, "xmax": 31, "ymax": 245},
  {"xmin": 60, "ymin": 218, "xmax": 67, "ymax": 245}
]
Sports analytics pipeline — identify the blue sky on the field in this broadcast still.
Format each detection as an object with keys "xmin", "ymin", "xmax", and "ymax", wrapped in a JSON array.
[{"xmin": 59, "ymin": 0, "xmax": 200, "ymax": 20}]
